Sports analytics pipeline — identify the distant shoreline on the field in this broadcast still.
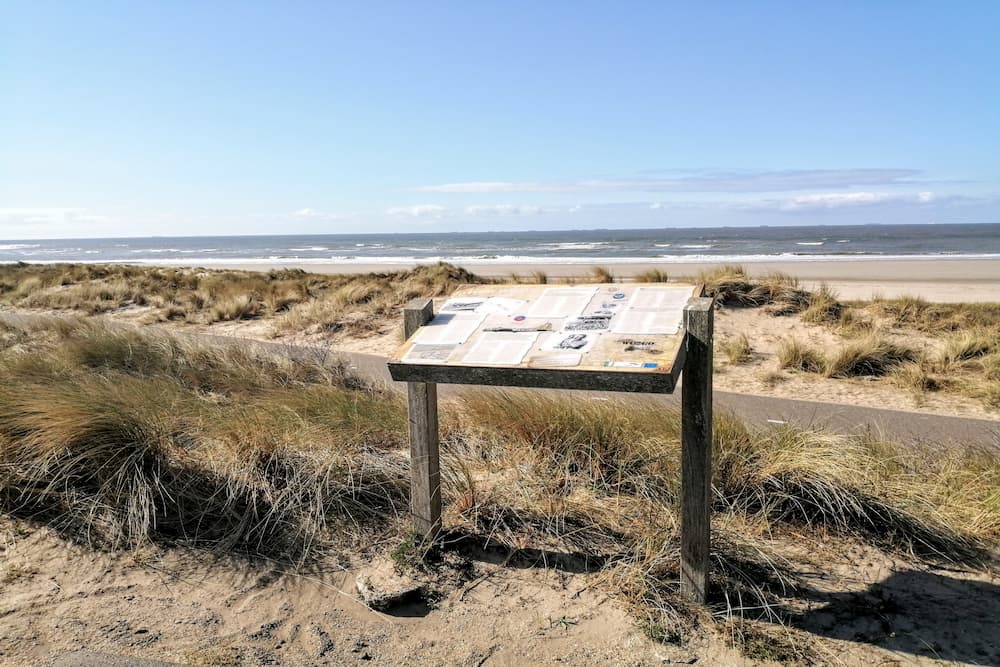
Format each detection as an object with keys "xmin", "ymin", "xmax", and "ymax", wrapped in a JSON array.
[{"xmin": 2, "ymin": 256, "xmax": 998, "ymax": 302}]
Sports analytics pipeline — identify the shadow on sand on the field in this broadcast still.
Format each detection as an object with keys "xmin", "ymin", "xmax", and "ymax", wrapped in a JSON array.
[{"xmin": 794, "ymin": 569, "xmax": 1000, "ymax": 666}]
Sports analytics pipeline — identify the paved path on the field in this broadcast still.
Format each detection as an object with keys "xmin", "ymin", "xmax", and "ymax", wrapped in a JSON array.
[
  {"xmin": 2, "ymin": 312, "xmax": 997, "ymax": 450},
  {"xmin": 339, "ymin": 350, "xmax": 1000, "ymax": 451}
]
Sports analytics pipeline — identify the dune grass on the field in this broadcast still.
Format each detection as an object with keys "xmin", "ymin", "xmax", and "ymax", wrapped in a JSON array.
[
  {"xmin": 779, "ymin": 335, "xmax": 919, "ymax": 378},
  {"xmin": 0, "ymin": 319, "xmax": 407, "ymax": 558},
  {"xmin": 588, "ymin": 266, "xmax": 616, "ymax": 283},
  {"xmin": 697, "ymin": 265, "xmax": 811, "ymax": 315},
  {"xmin": 940, "ymin": 328, "xmax": 997, "ymax": 366},
  {"xmin": 0, "ymin": 319, "xmax": 995, "ymax": 655},
  {"xmin": 823, "ymin": 335, "xmax": 918, "ymax": 378},
  {"xmin": 634, "ymin": 268, "xmax": 670, "ymax": 283},
  {"xmin": 867, "ymin": 295, "xmax": 1000, "ymax": 332},
  {"xmin": 0, "ymin": 262, "xmax": 489, "ymax": 340},
  {"xmin": 800, "ymin": 284, "xmax": 843, "ymax": 324},
  {"xmin": 720, "ymin": 333, "xmax": 753, "ymax": 364},
  {"xmin": 777, "ymin": 339, "xmax": 826, "ymax": 374},
  {"xmin": 508, "ymin": 270, "xmax": 550, "ymax": 284}
]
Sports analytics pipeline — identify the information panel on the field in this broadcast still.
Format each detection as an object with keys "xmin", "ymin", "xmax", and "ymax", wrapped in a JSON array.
[{"xmin": 387, "ymin": 283, "xmax": 701, "ymax": 393}]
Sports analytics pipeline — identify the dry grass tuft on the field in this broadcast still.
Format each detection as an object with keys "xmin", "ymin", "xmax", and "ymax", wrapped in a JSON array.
[
  {"xmin": 209, "ymin": 294, "xmax": 264, "ymax": 322},
  {"xmin": 871, "ymin": 296, "xmax": 1000, "ymax": 333},
  {"xmin": 800, "ymin": 284, "xmax": 842, "ymax": 324},
  {"xmin": 0, "ymin": 319, "xmax": 407, "ymax": 559},
  {"xmin": 698, "ymin": 265, "xmax": 810, "ymax": 315},
  {"xmin": 890, "ymin": 361, "xmax": 943, "ymax": 399},
  {"xmin": 588, "ymin": 266, "xmax": 616, "ymax": 283},
  {"xmin": 720, "ymin": 334, "xmax": 753, "ymax": 364},
  {"xmin": 777, "ymin": 339, "xmax": 826, "ymax": 374},
  {"xmin": 940, "ymin": 329, "xmax": 997, "ymax": 366},
  {"xmin": 634, "ymin": 269, "xmax": 670, "ymax": 283},
  {"xmin": 824, "ymin": 335, "xmax": 918, "ymax": 378},
  {"xmin": 272, "ymin": 262, "xmax": 489, "ymax": 338}
]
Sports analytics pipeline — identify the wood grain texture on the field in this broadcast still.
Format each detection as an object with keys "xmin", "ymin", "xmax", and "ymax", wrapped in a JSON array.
[
  {"xmin": 406, "ymin": 379, "xmax": 440, "ymax": 538},
  {"xmin": 403, "ymin": 298, "xmax": 434, "ymax": 340},
  {"xmin": 388, "ymin": 361, "xmax": 680, "ymax": 393},
  {"xmin": 680, "ymin": 296, "xmax": 714, "ymax": 602},
  {"xmin": 403, "ymin": 298, "xmax": 441, "ymax": 538}
]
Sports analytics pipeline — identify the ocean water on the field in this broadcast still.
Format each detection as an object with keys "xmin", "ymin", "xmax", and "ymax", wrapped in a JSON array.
[{"xmin": 1, "ymin": 223, "xmax": 998, "ymax": 266}]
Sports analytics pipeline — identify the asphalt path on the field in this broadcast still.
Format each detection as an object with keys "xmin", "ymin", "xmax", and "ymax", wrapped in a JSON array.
[
  {"xmin": 197, "ymin": 332, "xmax": 1000, "ymax": 451},
  {"xmin": 2, "ymin": 312, "xmax": 997, "ymax": 451},
  {"xmin": 339, "ymin": 349, "xmax": 1000, "ymax": 451}
]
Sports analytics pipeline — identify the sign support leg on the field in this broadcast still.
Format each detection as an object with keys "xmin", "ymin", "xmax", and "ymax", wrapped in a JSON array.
[
  {"xmin": 403, "ymin": 298, "xmax": 442, "ymax": 540},
  {"xmin": 681, "ymin": 297, "xmax": 714, "ymax": 602}
]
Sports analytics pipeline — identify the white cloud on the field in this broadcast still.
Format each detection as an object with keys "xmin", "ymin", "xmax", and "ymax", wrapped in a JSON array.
[
  {"xmin": 385, "ymin": 204, "xmax": 448, "ymax": 218},
  {"xmin": 463, "ymin": 204, "xmax": 548, "ymax": 216},
  {"xmin": 291, "ymin": 207, "xmax": 324, "ymax": 218},
  {"xmin": 774, "ymin": 191, "xmax": 938, "ymax": 211},
  {"xmin": 0, "ymin": 207, "xmax": 109, "ymax": 225},
  {"xmin": 411, "ymin": 168, "xmax": 923, "ymax": 194},
  {"xmin": 385, "ymin": 204, "xmax": 558, "ymax": 219}
]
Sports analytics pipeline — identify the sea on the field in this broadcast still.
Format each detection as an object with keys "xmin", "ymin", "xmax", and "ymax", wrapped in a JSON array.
[{"xmin": 1, "ymin": 223, "xmax": 997, "ymax": 266}]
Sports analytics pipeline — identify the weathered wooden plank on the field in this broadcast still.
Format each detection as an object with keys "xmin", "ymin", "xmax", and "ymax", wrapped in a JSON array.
[
  {"xmin": 403, "ymin": 298, "xmax": 434, "ymax": 341},
  {"xmin": 680, "ymin": 296, "xmax": 714, "ymax": 602},
  {"xmin": 406, "ymin": 379, "xmax": 440, "ymax": 538},
  {"xmin": 387, "ymin": 361, "xmax": 680, "ymax": 393},
  {"xmin": 403, "ymin": 298, "xmax": 441, "ymax": 539}
]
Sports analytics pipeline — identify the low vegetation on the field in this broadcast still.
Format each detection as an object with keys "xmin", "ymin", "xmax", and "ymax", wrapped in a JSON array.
[
  {"xmin": 634, "ymin": 268, "xmax": 670, "ymax": 283},
  {"xmin": 869, "ymin": 295, "xmax": 1000, "ymax": 333},
  {"xmin": 689, "ymin": 268, "xmax": 998, "ymax": 407},
  {"xmin": 777, "ymin": 338, "xmax": 826, "ymax": 374},
  {"xmin": 698, "ymin": 265, "xmax": 810, "ymax": 314},
  {"xmin": 823, "ymin": 335, "xmax": 918, "ymax": 378},
  {"xmin": 0, "ymin": 262, "xmax": 489, "ymax": 339},
  {"xmin": 2, "ymin": 262, "xmax": 998, "ymax": 410},
  {"xmin": 800, "ymin": 283, "xmax": 842, "ymax": 324},
  {"xmin": 508, "ymin": 270, "xmax": 550, "ymax": 284},
  {"xmin": 720, "ymin": 333, "xmax": 753, "ymax": 364},
  {"xmin": 0, "ymin": 319, "xmax": 995, "ymax": 659},
  {"xmin": 588, "ymin": 266, "xmax": 616, "ymax": 283}
]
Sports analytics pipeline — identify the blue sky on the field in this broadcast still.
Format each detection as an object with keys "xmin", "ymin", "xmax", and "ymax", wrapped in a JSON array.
[{"xmin": 2, "ymin": 1, "xmax": 998, "ymax": 238}]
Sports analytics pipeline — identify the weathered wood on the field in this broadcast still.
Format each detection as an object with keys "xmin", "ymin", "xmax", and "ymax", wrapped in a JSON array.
[
  {"xmin": 680, "ymin": 296, "xmax": 714, "ymax": 602},
  {"xmin": 403, "ymin": 298, "xmax": 434, "ymax": 341},
  {"xmin": 403, "ymin": 298, "xmax": 441, "ymax": 539},
  {"xmin": 406, "ymin": 380, "xmax": 440, "ymax": 538},
  {"xmin": 387, "ymin": 361, "xmax": 681, "ymax": 393}
]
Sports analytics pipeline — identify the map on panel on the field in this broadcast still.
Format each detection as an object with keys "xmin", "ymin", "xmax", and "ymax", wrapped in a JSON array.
[{"xmin": 389, "ymin": 283, "xmax": 699, "ymax": 374}]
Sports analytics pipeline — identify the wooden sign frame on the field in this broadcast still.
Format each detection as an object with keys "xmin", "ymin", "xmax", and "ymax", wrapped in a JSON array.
[{"xmin": 386, "ymin": 285, "xmax": 714, "ymax": 602}]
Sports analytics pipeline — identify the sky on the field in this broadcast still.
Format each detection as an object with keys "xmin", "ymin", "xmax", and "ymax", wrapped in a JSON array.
[{"xmin": 2, "ymin": 1, "xmax": 999, "ymax": 239}]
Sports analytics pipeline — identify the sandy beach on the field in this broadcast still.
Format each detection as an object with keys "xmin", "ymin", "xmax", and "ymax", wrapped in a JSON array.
[{"xmin": 184, "ymin": 258, "xmax": 1000, "ymax": 303}]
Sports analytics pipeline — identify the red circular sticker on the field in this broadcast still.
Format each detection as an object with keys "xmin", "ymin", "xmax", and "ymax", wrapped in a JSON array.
[{"xmin": 513, "ymin": 315, "xmax": 526, "ymax": 321}]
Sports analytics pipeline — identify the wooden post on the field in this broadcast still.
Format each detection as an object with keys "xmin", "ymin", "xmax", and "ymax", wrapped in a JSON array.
[
  {"xmin": 680, "ymin": 296, "xmax": 714, "ymax": 602},
  {"xmin": 403, "ymin": 298, "xmax": 442, "ymax": 540}
]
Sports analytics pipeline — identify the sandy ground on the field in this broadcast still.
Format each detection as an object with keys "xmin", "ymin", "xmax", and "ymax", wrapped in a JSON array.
[
  {"xmin": 180, "ymin": 259, "xmax": 1000, "ymax": 303},
  {"xmin": 2, "ymin": 516, "xmax": 997, "ymax": 667}
]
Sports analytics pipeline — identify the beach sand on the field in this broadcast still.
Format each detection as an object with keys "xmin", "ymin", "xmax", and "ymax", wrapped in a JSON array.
[{"xmin": 188, "ymin": 258, "xmax": 1000, "ymax": 302}]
